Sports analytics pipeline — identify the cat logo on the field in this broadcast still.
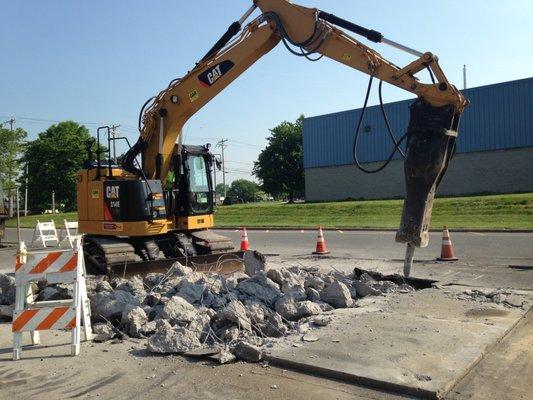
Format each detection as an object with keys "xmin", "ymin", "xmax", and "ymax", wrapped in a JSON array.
[
  {"xmin": 189, "ymin": 89, "xmax": 200, "ymax": 102},
  {"xmin": 198, "ymin": 60, "xmax": 235, "ymax": 87},
  {"xmin": 106, "ymin": 185, "xmax": 120, "ymax": 199}
]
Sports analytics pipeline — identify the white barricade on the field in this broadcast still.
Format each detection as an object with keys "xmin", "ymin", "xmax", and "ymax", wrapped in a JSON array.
[
  {"xmin": 60, "ymin": 219, "xmax": 81, "ymax": 248},
  {"xmin": 12, "ymin": 239, "xmax": 92, "ymax": 360},
  {"xmin": 31, "ymin": 220, "xmax": 59, "ymax": 247}
]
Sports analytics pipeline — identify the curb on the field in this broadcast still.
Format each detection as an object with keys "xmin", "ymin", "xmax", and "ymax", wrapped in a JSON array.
[
  {"xmin": 214, "ymin": 227, "xmax": 533, "ymax": 233},
  {"xmin": 6, "ymin": 227, "xmax": 532, "ymax": 234}
]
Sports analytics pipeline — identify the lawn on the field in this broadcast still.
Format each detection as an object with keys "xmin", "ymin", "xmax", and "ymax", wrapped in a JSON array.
[
  {"xmin": 214, "ymin": 193, "xmax": 532, "ymax": 229},
  {"xmin": 6, "ymin": 193, "xmax": 532, "ymax": 230},
  {"xmin": 5, "ymin": 212, "xmax": 78, "ymax": 229}
]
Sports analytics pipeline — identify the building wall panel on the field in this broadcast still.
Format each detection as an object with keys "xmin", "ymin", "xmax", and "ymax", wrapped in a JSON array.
[{"xmin": 303, "ymin": 78, "xmax": 533, "ymax": 169}]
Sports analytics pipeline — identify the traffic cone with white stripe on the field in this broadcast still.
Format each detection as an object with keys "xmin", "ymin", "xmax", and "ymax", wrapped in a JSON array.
[
  {"xmin": 240, "ymin": 227, "xmax": 249, "ymax": 251},
  {"xmin": 437, "ymin": 226, "xmax": 458, "ymax": 261},
  {"xmin": 313, "ymin": 226, "xmax": 330, "ymax": 255}
]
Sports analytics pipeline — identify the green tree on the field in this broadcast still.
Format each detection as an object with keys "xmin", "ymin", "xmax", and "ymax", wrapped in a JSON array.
[
  {"xmin": 215, "ymin": 183, "xmax": 229, "ymax": 197},
  {"xmin": 253, "ymin": 115, "xmax": 304, "ymax": 203},
  {"xmin": 23, "ymin": 121, "xmax": 94, "ymax": 212},
  {"xmin": 226, "ymin": 179, "xmax": 260, "ymax": 203},
  {"xmin": 0, "ymin": 126, "xmax": 27, "ymax": 216}
]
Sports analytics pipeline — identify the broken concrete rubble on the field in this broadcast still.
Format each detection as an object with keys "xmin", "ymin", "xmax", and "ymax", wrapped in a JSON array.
[
  {"xmin": 274, "ymin": 296, "xmax": 322, "ymax": 321},
  {"xmin": 28, "ymin": 262, "xmax": 422, "ymax": 363},
  {"xmin": 0, "ymin": 273, "xmax": 16, "ymax": 305},
  {"xmin": 457, "ymin": 289, "xmax": 527, "ymax": 308},
  {"xmin": 147, "ymin": 320, "xmax": 201, "ymax": 354},
  {"xmin": 233, "ymin": 341, "xmax": 263, "ymax": 362},
  {"xmin": 216, "ymin": 300, "xmax": 252, "ymax": 331},
  {"xmin": 320, "ymin": 280, "xmax": 353, "ymax": 308},
  {"xmin": 262, "ymin": 312, "xmax": 288, "ymax": 337},
  {"xmin": 90, "ymin": 290, "xmax": 141, "ymax": 322},
  {"xmin": 176, "ymin": 280, "xmax": 207, "ymax": 304},
  {"xmin": 217, "ymin": 349, "xmax": 237, "ymax": 364},
  {"xmin": 92, "ymin": 322, "xmax": 115, "ymax": 343},
  {"xmin": 0, "ymin": 304, "xmax": 13, "ymax": 319},
  {"xmin": 236, "ymin": 273, "xmax": 282, "ymax": 307},
  {"xmin": 353, "ymin": 279, "xmax": 382, "ymax": 297},
  {"xmin": 121, "ymin": 306, "xmax": 148, "ymax": 338},
  {"xmin": 158, "ymin": 296, "xmax": 197, "ymax": 325}
]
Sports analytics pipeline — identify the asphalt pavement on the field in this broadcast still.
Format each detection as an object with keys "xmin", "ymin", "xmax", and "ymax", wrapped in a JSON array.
[
  {"xmin": 217, "ymin": 228, "xmax": 533, "ymax": 266},
  {"xmin": 1, "ymin": 227, "xmax": 532, "ymax": 274}
]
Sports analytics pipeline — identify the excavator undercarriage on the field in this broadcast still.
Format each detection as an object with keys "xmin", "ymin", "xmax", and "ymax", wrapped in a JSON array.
[{"xmin": 83, "ymin": 231, "xmax": 262, "ymax": 277}]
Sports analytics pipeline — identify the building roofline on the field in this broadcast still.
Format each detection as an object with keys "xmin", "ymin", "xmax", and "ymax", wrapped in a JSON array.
[{"xmin": 303, "ymin": 76, "xmax": 533, "ymax": 122}]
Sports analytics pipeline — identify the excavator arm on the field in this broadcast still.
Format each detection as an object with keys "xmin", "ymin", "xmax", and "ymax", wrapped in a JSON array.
[{"xmin": 123, "ymin": 0, "xmax": 468, "ymax": 258}]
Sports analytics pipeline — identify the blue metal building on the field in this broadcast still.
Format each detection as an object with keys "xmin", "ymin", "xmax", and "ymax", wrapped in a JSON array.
[{"xmin": 303, "ymin": 78, "xmax": 533, "ymax": 201}]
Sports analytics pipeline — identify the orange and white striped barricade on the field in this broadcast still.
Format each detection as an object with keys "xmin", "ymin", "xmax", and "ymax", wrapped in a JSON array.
[{"xmin": 12, "ymin": 239, "xmax": 92, "ymax": 360}]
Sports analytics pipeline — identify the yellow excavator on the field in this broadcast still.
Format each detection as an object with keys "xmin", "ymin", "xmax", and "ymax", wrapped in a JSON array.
[{"xmin": 77, "ymin": 0, "xmax": 468, "ymax": 276}]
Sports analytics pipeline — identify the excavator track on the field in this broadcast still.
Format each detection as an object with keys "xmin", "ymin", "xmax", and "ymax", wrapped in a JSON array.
[{"xmin": 83, "ymin": 233, "xmax": 264, "ymax": 277}]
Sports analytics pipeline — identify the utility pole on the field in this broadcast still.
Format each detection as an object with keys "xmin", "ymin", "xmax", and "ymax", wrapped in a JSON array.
[
  {"xmin": 24, "ymin": 163, "xmax": 28, "ymax": 216},
  {"xmin": 463, "ymin": 65, "xmax": 467, "ymax": 90},
  {"xmin": 52, "ymin": 190, "xmax": 55, "ymax": 214},
  {"xmin": 2, "ymin": 117, "xmax": 15, "ymax": 131},
  {"xmin": 212, "ymin": 154, "xmax": 217, "ymax": 204},
  {"xmin": 216, "ymin": 139, "xmax": 228, "ymax": 198},
  {"xmin": 110, "ymin": 124, "xmax": 120, "ymax": 163},
  {"xmin": 16, "ymin": 184, "xmax": 21, "ymax": 245}
]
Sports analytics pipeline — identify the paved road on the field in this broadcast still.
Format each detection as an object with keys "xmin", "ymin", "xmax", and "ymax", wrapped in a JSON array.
[
  {"xmin": 217, "ymin": 229, "xmax": 533, "ymax": 266},
  {"xmin": 2, "ymin": 227, "xmax": 532, "ymax": 274}
]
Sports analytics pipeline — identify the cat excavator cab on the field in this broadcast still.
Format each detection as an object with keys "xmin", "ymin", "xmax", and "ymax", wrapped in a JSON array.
[{"xmin": 77, "ymin": 0, "xmax": 468, "ymax": 277}]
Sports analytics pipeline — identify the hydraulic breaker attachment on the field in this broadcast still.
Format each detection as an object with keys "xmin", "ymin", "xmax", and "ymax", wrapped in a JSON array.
[{"xmin": 396, "ymin": 98, "xmax": 460, "ymax": 248}]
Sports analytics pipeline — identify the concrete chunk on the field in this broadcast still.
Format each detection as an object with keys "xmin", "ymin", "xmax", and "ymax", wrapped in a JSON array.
[
  {"xmin": 320, "ymin": 280, "xmax": 353, "ymax": 308},
  {"xmin": 217, "ymin": 349, "xmax": 237, "ymax": 364},
  {"xmin": 352, "ymin": 280, "xmax": 381, "ymax": 297},
  {"xmin": 176, "ymin": 281, "xmax": 207, "ymax": 304},
  {"xmin": 92, "ymin": 322, "xmax": 115, "ymax": 342},
  {"xmin": 147, "ymin": 320, "xmax": 201, "ymax": 354},
  {"xmin": 217, "ymin": 300, "xmax": 252, "ymax": 331},
  {"xmin": 264, "ymin": 312, "xmax": 288, "ymax": 337},
  {"xmin": 121, "ymin": 306, "xmax": 148, "ymax": 338},
  {"xmin": 232, "ymin": 341, "xmax": 263, "ymax": 362},
  {"xmin": 159, "ymin": 296, "xmax": 197, "ymax": 325},
  {"xmin": 0, "ymin": 273, "xmax": 16, "ymax": 305},
  {"xmin": 236, "ymin": 274, "xmax": 282, "ymax": 307}
]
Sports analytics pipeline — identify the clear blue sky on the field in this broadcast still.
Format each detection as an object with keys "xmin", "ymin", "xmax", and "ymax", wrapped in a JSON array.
[{"xmin": 1, "ymin": 0, "xmax": 531, "ymax": 183}]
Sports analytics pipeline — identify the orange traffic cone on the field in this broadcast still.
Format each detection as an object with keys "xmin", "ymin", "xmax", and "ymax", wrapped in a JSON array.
[
  {"xmin": 313, "ymin": 226, "xmax": 330, "ymax": 255},
  {"xmin": 437, "ymin": 226, "xmax": 458, "ymax": 261},
  {"xmin": 240, "ymin": 227, "xmax": 249, "ymax": 251}
]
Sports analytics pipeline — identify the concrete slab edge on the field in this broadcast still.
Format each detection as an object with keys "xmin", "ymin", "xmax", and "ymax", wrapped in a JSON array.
[
  {"xmin": 439, "ymin": 305, "xmax": 533, "ymax": 399},
  {"xmin": 263, "ymin": 354, "xmax": 439, "ymax": 400}
]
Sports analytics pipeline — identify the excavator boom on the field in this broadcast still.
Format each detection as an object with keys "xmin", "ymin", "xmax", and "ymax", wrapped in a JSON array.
[{"xmin": 103, "ymin": 0, "xmax": 469, "ymax": 277}]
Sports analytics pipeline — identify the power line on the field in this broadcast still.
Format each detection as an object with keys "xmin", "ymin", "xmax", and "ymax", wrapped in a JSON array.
[
  {"xmin": 226, "ymin": 168, "xmax": 252, "ymax": 173},
  {"xmin": 8, "ymin": 116, "xmax": 106, "ymax": 126},
  {"xmin": 229, "ymin": 139, "xmax": 263, "ymax": 149},
  {"xmin": 225, "ymin": 160, "xmax": 254, "ymax": 165},
  {"xmin": 0, "ymin": 115, "xmax": 140, "ymax": 131}
]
